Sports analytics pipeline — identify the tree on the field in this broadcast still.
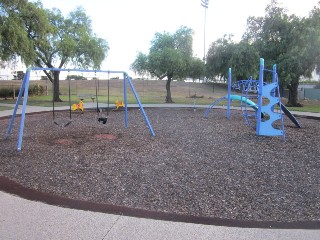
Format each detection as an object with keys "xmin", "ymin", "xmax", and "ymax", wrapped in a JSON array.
[
  {"xmin": 131, "ymin": 26, "xmax": 194, "ymax": 103},
  {"xmin": 228, "ymin": 41, "xmax": 260, "ymax": 80},
  {"xmin": 0, "ymin": 0, "xmax": 109, "ymax": 101},
  {"xmin": 298, "ymin": 3, "xmax": 320, "ymax": 87},
  {"xmin": 243, "ymin": 0, "xmax": 320, "ymax": 106},
  {"xmin": 206, "ymin": 35, "xmax": 234, "ymax": 82},
  {"xmin": 0, "ymin": 0, "xmax": 47, "ymax": 63},
  {"xmin": 189, "ymin": 57, "xmax": 206, "ymax": 82},
  {"xmin": 206, "ymin": 35, "xmax": 259, "ymax": 82}
]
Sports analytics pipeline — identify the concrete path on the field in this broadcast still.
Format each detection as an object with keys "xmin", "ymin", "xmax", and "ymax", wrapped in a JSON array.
[
  {"xmin": 1, "ymin": 191, "xmax": 319, "ymax": 240},
  {"xmin": 1, "ymin": 103, "xmax": 320, "ymax": 239}
]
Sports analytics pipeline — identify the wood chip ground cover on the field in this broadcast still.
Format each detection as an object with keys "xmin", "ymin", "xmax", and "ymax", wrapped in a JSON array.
[{"xmin": 0, "ymin": 108, "xmax": 319, "ymax": 222}]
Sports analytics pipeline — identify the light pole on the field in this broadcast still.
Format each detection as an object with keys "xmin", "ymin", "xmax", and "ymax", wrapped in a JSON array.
[{"xmin": 201, "ymin": 0, "xmax": 209, "ymax": 63}]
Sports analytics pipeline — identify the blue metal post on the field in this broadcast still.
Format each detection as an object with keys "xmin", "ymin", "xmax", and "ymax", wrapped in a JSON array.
[
  {"xmin": 272, "ymin": 65, "xmax": 277, "ymax": 86},
  {"xmin": 126, "ymin": 75, "xmax": 155, "ymax": 137},
  {"xmin": 227, "ymin": 68, "xmax": 232, "ymax": 119},
  {"xmin": 17, "ymin": 68, "xmax": 31, "ymax": 151},
  {"xmin": 123, "ymin": 73, "xmax": 128, "ymax": 128},
  {"xmin": 5, "ymin": 71, "xmax": 28, "ymax": 139},
  {"xmin": 256, "ymin": 58, "xmax": 264, "ymax": 135},
  {"xmin": 273, "ymin": 64, "xmax": 286, "ymax": 141},
  {"xmin": 271, "ymin": 64, "xmax": 277, "ymax": 112}
]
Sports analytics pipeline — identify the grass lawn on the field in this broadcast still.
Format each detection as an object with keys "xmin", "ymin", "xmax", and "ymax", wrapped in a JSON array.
[
  {"xmin": 287, "ymin": 103, "xmax": 320, "ymax": 113},
  {"xmin": 0, "ymin": 106, "xmax": 13, "ymax": 111},
  {"xmin": 0, "ymin": 79, "xmax": 319, "ymax": 113}
]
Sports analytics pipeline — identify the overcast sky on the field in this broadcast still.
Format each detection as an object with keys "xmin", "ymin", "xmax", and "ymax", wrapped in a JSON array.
[{"xmin": 38, "ymin": 0, "xmax": 319, "ymax": 76}]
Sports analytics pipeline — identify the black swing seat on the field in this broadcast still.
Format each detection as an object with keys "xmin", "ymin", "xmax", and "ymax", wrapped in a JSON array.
[
  {"xmin": 54, "ymin": 120, "xmax": 72, "ymax": 127},
  {"xmin": 98, "ymin": 117, "xmax": 108, "ymax": 124}
]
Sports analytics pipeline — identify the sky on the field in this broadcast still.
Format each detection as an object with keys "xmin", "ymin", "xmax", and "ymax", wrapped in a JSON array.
[{"xmin": 37, "ymin": 0, "xmax": 319, "ymax": 77}]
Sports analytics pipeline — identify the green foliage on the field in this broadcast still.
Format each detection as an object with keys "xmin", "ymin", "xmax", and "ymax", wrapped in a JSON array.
[
  {"xmin": 303, "ymin": 4, "xmax": 320, "ymax": 78},
  {"xmin": 0, "ymin": 86, "xmax": 19, "ymax": 99},
  {"xmin": 0, "ymin": 1, "xmax": 109, "ymax": 102},
  {"xmin": 0, "ymin": 0, "xmax": 51, "ymax": 64},
  {"xmin": 16, "ymin": 71, "xmax": 25, "ymax": 80},
  {"xmin": 0, "ymin": 84, "xmax": 45, "ymax": 99},
  {"xmin": 29, "ymin": 84, "xmax": 44, "ymax": 96},
  {"xmin": 206, "ymin": 36, "xmax": 259, "ymax": 81},
  {"xmin": 243, "ymin": 0, "xmax": 320, "ymax": 106},
  {"xmin": 130, "ymin": 52, "xmax": 150, "ymax": 77},
  {"xmin": 0, "ymin": 88, "xmax": 13, "ymax": 99},
  {"xmin": 228, "ymin": 41, "xmax": 260, "ymax": 80},
  {"xmin": 132, "ymin": 26, "xmax": 194, "ymax": 80},
  {"xmin": 206, "ymin": 35, "xmax": 234, "ymax": 81},
  {"xmin": 65, "ymin": 75, "xmax": 87, "ymax": 80},
  {"xmin": 207, "ymin": 0, "xmax": 320, "ymax": 106},
  {"xmin": 189, "ymin": 57, "xmax": 206, "ymax": 81},
  {"xmin": 44, "ymin": 6, "xmax": 109, "ymax": 70},
  {"xmin": 34, "ymin": 6, "xmax": 109, "ymax": 71}
]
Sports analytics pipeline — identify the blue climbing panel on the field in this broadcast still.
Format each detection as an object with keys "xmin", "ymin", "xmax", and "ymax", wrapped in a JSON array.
[{"xmin": 256, "ymin": 58, "xmax": 285, "ymax": 141}]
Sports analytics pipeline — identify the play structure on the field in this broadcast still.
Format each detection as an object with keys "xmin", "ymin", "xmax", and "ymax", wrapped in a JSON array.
[
  {"xmin": 71, "ymin": 99, "xmax": 84, "ymax": 111},
  {"xmin": 115, "ymin": 99, "xmax": 125, "ymax": 109},
  {"xmin": 5, "ymin": 68, "xmax": 155, "ymax": 151},
  {"xmin": 205, "ymin": 58, "xmax": 301, "ymax": 140}
]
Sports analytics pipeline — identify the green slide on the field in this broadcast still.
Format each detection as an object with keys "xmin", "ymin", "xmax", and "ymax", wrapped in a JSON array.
[
  {"xmin": 229, "ymin": 94, "xmax": 258, "ymax": 110},
  {"xmin": 230, "ymin": 94, "xmax": 301, "ymax": 128}
]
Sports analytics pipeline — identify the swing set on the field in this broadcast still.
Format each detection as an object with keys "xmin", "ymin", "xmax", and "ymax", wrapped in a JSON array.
[
  {"xmin": 53, "ymin": 70, "xmax": 109, "ymax": 126},
  {"xmin": 63, "ymin": 71, "xmax": 124, "ymax": 124},
  {"xmin": 5, "ymin": 67, "xmax": 155, "ymax": 151}
]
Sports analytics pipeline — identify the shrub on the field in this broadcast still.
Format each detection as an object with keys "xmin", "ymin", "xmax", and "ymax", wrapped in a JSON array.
[
  {"xmin": 0, "ymin": 84, "xmax": 44, "ymax": 99},
  {"xmin": 66, "ymin": 75, "xmax": 87, "ymax": 80},
  {"xmin": 0, "ymin": 88, "xmax": 13, "ymax": 99},
  {"xmin": 29, "ymin": 84, "xmax": 45, "ymax": 96}
]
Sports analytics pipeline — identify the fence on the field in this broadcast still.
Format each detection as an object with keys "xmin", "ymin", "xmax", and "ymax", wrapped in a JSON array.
[{"xmin": 298, "ymin": 88, "xmax": 320, "ymax": 100}]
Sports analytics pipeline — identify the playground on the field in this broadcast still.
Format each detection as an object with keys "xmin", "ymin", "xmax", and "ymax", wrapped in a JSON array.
[
  {"xmin": 0, "ymin": 60, "xmax": 319, "ymax": 227},
  {"xmin": 0, "ymin": 107, "xmax": 319, "ymax": 223}
]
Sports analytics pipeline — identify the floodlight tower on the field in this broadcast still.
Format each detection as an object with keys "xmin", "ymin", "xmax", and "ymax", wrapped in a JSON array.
[{"xmin": 201, "ymin": 0, "xmax": 209, "ymax": 63}]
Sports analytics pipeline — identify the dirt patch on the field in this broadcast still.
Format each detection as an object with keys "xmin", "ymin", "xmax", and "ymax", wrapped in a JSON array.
[
  {"xmin": 54, "ymin": 138, "xmax": 73, "ymax": 145},
  {"xmin": 93, "ymin": 134, "xmax": 117, "ymax": 140}
]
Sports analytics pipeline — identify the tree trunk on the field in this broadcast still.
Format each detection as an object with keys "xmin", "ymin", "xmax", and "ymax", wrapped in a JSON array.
[
  {"xmin": 53, "ymin": 70, "xmax": 62, "ymax": 102},
  {"xmin": 286, "ymin": 79, "xmax": 302, "ymax": 107},
  {"xmin": 165, "ymin": 76, "xmax": 173, "ymax": 103}
]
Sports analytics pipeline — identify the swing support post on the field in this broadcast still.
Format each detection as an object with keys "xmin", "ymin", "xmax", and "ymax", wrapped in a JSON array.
[
  {"xmin": 125, "ymin": 73, "xmax": 155, "ymax": 137},
  {"xmin": 5, "ymin": 68, "xmax": 31, "ymax": 151},
  {"xmin": 123, "ymin": 72, "xmax": 128, "ymax": 128}
]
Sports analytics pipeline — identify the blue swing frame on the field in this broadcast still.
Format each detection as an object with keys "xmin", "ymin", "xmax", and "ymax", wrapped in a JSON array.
[{"xmin": 5, "ymin": 67, "xmax": 155, "ymax": 151}]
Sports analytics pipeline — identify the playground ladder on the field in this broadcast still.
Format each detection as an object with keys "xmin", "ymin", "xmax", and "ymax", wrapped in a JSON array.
[{"xmin": 240, "ymin": 77, "xmax": 259, "ymax": 126}]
